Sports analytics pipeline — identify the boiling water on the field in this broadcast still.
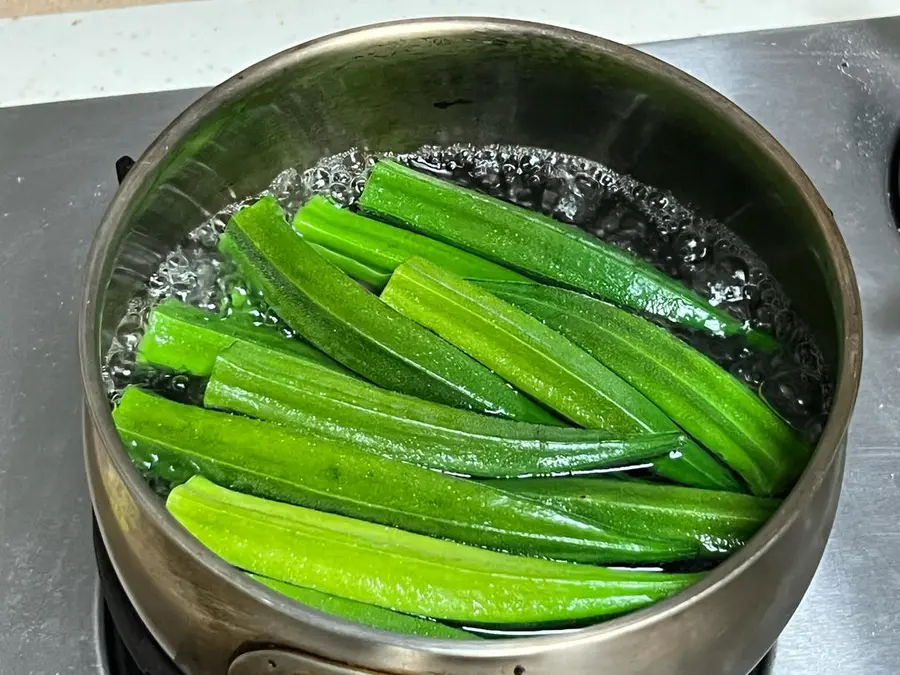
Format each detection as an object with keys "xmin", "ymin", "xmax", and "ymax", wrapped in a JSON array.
[{"xmin": 102, "ymin": 142, "xmax": 832, "ymax": 445}]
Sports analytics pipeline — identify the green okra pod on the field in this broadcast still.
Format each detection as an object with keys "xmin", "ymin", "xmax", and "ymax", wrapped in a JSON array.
[
  {"xmin": 249, "ymin": 574, "xmax": 475, "ymax": 639},
  {"xmin": 306, "ymin": 242, "xmax": 393, "ymax": 288},
  {"xmin": 135, "ymin": 297, "xmax": 345, "ymax": 377},
  {"xmin": 381, "ymin": 257, "xmax": 741, "ymax": 492},
  {"xmin": 478, "ymin": 281, "xmax": 809, "ymax": 496},
  {"xmin": 115, "ymin": 386, "xmax": 686, "ymax": 563},
  {"xmin": 498, "ymin": 477, "xmax": 781, "ymax": 556},
  {"xmin": 168, "ymin": 476, "xmax": 702, "ymax": 625},
  {"xmin": 218, "ymin": 195, "xmax": 556, "ymax": 423},
  {"xmin": 359, "ymin": 159, "xmax": 774, "ymax": 348},
  {"xmin": 293, "ymin": 195, "xmax": 527, "ymax": 289},
  {"xmin": 205, "ymin": 342, "xmax": 684, "ymax": 478}
]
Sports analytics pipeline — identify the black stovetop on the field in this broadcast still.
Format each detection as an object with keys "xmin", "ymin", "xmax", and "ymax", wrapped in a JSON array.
[{"xmin": 95, "ymin": 523, "xmax": 181, "ymax": 675}]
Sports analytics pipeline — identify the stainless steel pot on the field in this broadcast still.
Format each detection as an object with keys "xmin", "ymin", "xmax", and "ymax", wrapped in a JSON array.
[{"xmin": 79, "ymin": 17, "xmax": 863, "ymax": 675}]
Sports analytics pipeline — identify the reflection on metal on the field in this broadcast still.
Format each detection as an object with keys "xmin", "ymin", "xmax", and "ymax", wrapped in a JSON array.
[{"xmin": 229, "ymin": 650, "xmax": 376, "ymax": 675}]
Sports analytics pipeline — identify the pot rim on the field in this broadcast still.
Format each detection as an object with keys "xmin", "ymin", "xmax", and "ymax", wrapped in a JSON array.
[{"xmin": 79, "ymin": 16, "xmax": 863, "ymax": 659}]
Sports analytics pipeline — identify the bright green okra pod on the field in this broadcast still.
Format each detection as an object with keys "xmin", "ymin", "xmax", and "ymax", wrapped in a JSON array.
[
  {"xmin": 381, "ymin": 257, "xmax": 740, "ymax": 492},
  {"xmin": 293, "ymin": 195, "xmax": 527, "ymax": 289},
  {"xmin": 204, "ymin": 342, "xmax": 684, "ymax": 478},
  {"xmin": 497, "ymin": 477, "xmax": 781, "ymax": 556},
  {"xmin": 358, "ymin": 159, "xmax": 775, "ymax": 348},
  {"xmin": 248, "ymin": 574, "xmax": 475, "ymax": 639},
  {"xmin": 218, "ymin": 195, "xmax": 556, "ymax": 423},
  {"xmin": 359, "ymin": 159, "xmax": 775, "ymax": 348},
  {"xmin": 135, "ymin": 297, "xmax": 346, "ymax": 377},
  {"xmin": 478, "ymin": 281, "xmax": 809, "ymax": 496},
  {"xmin": 306, "ymin": 242, "xmax": 393, "ymax": 288},
  {"xmin": 168, "ymin": 476, "xmax": 702, "ymax": 625},
  {"xmin": 115, "ymin": 386, "xmax": 686, "ymax": 563}
]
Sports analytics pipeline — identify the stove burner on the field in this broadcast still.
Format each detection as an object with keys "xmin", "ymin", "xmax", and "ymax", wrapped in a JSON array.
[
  {"xmin": 753, "ymin": 651, "xmax": 775, "ymax": 675},
  {"xmin": 94, "ymin": 522, "xmax": 183, "ymax": 675},
  {"xmin": 101, "ymin": 605, "xmax": 159, "ymax": 675},
  {"xmin": 115, "ymin": 155, "xmax": 136, "ymax": 185}
]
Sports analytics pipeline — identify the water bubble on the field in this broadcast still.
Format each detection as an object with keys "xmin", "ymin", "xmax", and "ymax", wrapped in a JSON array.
[
  {"xmin": 675, "ymin": 229, "xmax": 709, "ymax": 265},
  {"xmin": 311, "ymin": 168, "xmax": 330, "ymax": 190},
  {"xmin": 648, "ymin": 191, "xmax": 669, "ymax": 210},
  {"xmin": 760, "ymin": 370, "xmax": 824, "ymax": 433},
  {"xmin": 553, "ymin": 192, "xmax": 584, "ymax": 223},
  {"xmin": 350, "ymin": 176, "xmax": 367, "ymax": 197},
  {"xmin": 731, "ymin": 361, "xmax": 764, "ymax": 388},
  {"xmin": 329, "ymin": 182, "xmax": 353, "ymax": 205},
  {"xmin": 519, "ymin": 153, "xmax": 540, "ymax": 173}
]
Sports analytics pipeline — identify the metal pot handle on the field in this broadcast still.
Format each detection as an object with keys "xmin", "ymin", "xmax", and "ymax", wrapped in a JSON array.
[{"xmin": 228, "ymin": 649, "xmax": 382, "ymax": 675}]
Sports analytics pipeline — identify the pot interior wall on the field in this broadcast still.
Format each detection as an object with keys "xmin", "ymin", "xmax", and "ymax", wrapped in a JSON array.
[{"xmin": 98, "ymin": 24, "xmax": 841, "ymax": 374}]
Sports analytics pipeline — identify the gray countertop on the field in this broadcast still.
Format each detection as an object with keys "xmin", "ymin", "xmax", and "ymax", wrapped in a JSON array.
[
  {"xmin": 648, "ymin": 21, "xmax": 900, "ymax": 674},
  {"xmin": 1, "ymin": 17, "xmax": 899, "ymax": 675}
]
